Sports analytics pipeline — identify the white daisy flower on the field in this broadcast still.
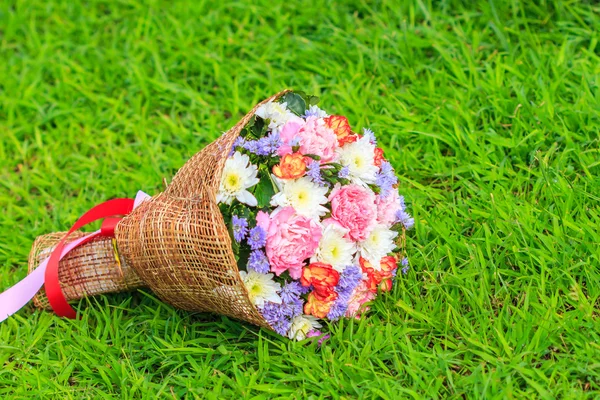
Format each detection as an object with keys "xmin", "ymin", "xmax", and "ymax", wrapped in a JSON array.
[
  {"xmin": 270, "ymin": 176, "xmax": 329, "ymax": 220},
  {"xmin": 239, "ymin": 270, "xmax": 282, "ymax": 308},
  {"xmin": 311, "ymin": 221, "xmax": 356, "ymax": 272},
  {"xmin": 255, "ymin": 101, "xmax": 297, "ymax": 132},
  {"xmin": 216, "ymin": 151, "xmax": 259, "ymax": 206},
  {"xmin": 288, "ymin": 314, "xmax": 322, "ymax": 340},
  {"xmin": 358, "ymin": 224, "xmax": 398, "ymax": 270},
  {"xmin": 336, "ymin": 135, "xmax": 378, "ymax": 186}
]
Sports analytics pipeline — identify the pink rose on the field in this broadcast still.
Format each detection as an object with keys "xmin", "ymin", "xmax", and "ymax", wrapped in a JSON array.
[
  {"xmin": 298, "ymin": 117, "xmax": 338, "ymax": 162},
  {"xmin": 329, "ymin": 184, "xmax": 377, "ymax": 241},
  {"xmin": 345, "ymin": 281, "xmax": 375, "ymax": 319},
  {"xmin": 375, "ymin": 190, "xmax": 403, "ymax": 227},
  {"xmin": 264, "ymin": 207, "xmax": 322, "ymax": 279}
]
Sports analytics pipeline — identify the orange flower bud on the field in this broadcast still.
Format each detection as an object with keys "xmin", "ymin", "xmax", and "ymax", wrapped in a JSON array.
[
  {"xmin": 359, "ymin": 257, "xmax": 384, "ymax": 293},
  {"xmin": 272, "ymin": 153, "xmax": 307, "ymax": 179},
  {"xmin": 304, "ymin": 292, "xmax": 334, "ymax": 319},
  {"xmin": 379, "ymin": 279, "xmax": 393, "ymax": 292},
  {"xmin": 324, "ymin": 115, "xmax": 357, "ymax": 146},
  {"xmin": 380, "ymin": 255, "xmax": 398, "ymax": 279},
  {"xmin": 374, "ymin": 147, "xmax": 385, "ymax": 167}
]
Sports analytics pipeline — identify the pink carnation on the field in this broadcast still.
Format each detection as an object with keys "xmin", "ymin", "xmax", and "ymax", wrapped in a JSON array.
[
  {"xmin": 345, "ymin": 281, "xmax": 375, "ymax": 319},
  {"xmin": 329, "ymin": 184, "xmax": 377, "ymax": 242},
  {"xmin": 375, "ymin": 190, "xmax": 403, "ymax": 227},
  {"xmin": 264, "ymin": 207, "xmax": 322, "ymax": 279}
]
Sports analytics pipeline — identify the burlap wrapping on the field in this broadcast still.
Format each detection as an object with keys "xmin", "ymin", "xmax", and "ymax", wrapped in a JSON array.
[
  {"xmin": 28, "ymin": 233, "xmax": 144, "ymax": 309},
  {"xmin": 27, "ymin": 90, "xmax": 289, "ymax": 330}
]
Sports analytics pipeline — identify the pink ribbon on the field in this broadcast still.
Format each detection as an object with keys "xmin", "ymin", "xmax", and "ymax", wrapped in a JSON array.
[
  {"xmin": 0, "ymin": 191, "xmax": 151, "ymax": 323},
  {"xmin": 0, "ymin": 231, "xmax": 100, "ymax": 322}
]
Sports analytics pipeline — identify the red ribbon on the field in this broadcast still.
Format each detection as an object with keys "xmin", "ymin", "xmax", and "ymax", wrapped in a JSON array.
[{"xmin": 45, "ymin": 198, "xmax": 135, "ymax": 318}]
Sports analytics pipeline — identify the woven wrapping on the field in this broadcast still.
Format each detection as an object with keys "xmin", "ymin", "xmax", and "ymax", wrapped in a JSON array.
[{"xmin": 27, "ymin": 90, "xmax": 289, "ymax": 330}]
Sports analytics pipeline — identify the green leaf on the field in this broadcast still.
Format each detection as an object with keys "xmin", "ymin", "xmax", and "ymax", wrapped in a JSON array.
[
  {"xmin": 282, "ymin": 92, "xmax": 307, "ymax": 116},
  {"xmin": 253, "ymin": 177, "xmax": 276, "ymax": 208}
]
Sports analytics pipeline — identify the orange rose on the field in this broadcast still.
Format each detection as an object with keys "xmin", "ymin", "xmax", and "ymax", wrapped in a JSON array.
[
  {"xmin": 380, "ymin": 279, "xmax": 393, "ymax": 292},
  {"xmin": 359, "ymin": 257, "xmax": 384, "ymax": 293},
  {"xmin": 380, "ymin": 256, "xmax": 398, "ymax": 279},
  {"xmin": 374, "ymin": 147, "xmax": 385, "ymax": 167},
  {"xmin": 324, "ymin": 115, "xmax": 357, "ymax": 146},
  {"xmin": 304, "ymin": 292, "xmax": 334, "ymax": 318},
  {"xmin": 301, "ymin": 262, "xmax": 340, "ymax": 300},
  {"xmin": 273, "ymin": 153, "xmax": 307, "ymax": 179}
]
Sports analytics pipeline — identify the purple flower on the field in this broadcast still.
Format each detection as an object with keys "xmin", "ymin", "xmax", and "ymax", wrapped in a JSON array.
[
  {"xmin": 259, "ymin": 293, "xmax": 303, "ymax": 336},
  {"xmin": 327, "ymin": 265, "xmax": 362, "ymax": 321},
  {"xmin": 396, "ymin": 210, "xmax": 414, "ymax": 230},
  {"xmin": 246, "ymin": 132, "xmax": 282, "ymax": 156},
  {"xmin": 260, "ymin": 302, "xmax": 292, "ymax": 336},
  {"xmin": 362, "ymin": 128, "xmax": 376, "ymax": 145},
  {"xmin": 232, "ymin": 215, "xmax": 248, "ymax": 242},
  {"xmin": 401, "ymin": 257, "xmax": 410, "ymax": 275},
  {"xmin": 375, "ymin": 161, "xmax": 398, "ymax": 198},
  {"xmin": 279, "ymin": 281, "xmax": 303, "ymax": 304},
  {"xmin": 230, "ymin": 137, "xmax": 246, "ymax": 156},
  {"xmin": 306, "ymin": 330, "xmax": 330, "ymax": 345},
  {"xmin": 247, "ymin": 226, "xmax": 267, "ymax": 250},
  {"xmin": 338, "ymin": 166, "xmax": 350, "ymax": 179},
  {"xmin": 306, "ymin": 160, "xmax": 326, "ymax": 186},
  {"xmin": 247, "ymin": 250, "xmax": 270, "ymax": 274},
  {"xmin": 289, "ymin": 136, "xmax": 302, "ymax": 147}
]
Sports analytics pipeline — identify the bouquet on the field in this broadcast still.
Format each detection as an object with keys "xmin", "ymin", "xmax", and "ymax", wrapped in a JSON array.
[{"xmin": 0, "ymin": 90, "xmax": 414, "ymax": 341}]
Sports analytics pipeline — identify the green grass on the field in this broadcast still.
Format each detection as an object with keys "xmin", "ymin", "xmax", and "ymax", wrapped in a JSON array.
[{"xmin": 1, "ymin": 0, "xmax": 599, "ymax": 398}]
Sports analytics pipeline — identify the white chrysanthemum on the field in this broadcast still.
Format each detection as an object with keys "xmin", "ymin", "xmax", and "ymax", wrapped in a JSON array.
[
  {"xmin": 255, "ymin": 101, "xmax": 296, "ymax": 132},
  {"xmin": 311, "ymin": 222, "xmax": 356, "ymax": 272},
  {"xmin": 336, "ymin": 135, "xmax": 378, "ymax": 186},
  {"xmin": 216, "ymin": 151, "xmax": 259, "ymax": 206},
  {"xmin": 239, "ymin": 270, "xmax": 282, "ymax": 308},
  {"xmin": 270, "ymin": 176, "xmax": 329, "ymax": 220},
  {"xmin": 305, "ymin": 105, "xmax": 329, "ymax": 118},
  {"xmin": 358, "ymin": 224, "xmax": 398, "ymax": 270},
  {"xmin": 288, "ymin": 314, "xmax": 322, "ymax": 340}
]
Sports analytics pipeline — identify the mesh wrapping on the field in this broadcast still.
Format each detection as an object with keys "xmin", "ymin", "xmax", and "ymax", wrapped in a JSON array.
[
  {"xmin": 27, "ymin": 90, "xmax": 289, "ymax": 330},
  {"xmin": 28, "ymin": 232, "xmax": 145, "ymax": 310}
]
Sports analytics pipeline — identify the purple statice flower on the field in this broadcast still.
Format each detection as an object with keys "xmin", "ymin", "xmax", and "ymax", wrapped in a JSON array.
[
  {"xmin": 255, "ymin": 131, "xmax": 282, "ymax": 156},
  {"xmin": 396, "ymin": 210, "xmax": 415, "ymax": 230},
  {"xmin": 247, "ymin": 226, "xmax": 267, "ymax": 250},
  {"xmin": 230, "ymin": 137, "xmax": 246, "ymax": 156},
  {"xmin": 362, "ymin": 128, "xmax": 377, "ymax": 145},
  {"xmin": 247, "ymin": 250, "xmax": 270, "ymax": 274},
  {"xmin": 375, "ymin": 161, "xmax": 398, "ymax": 198},
  {"xmin": 259, "ymin": 288, "xmax": 304, "ymax": 336},
  {"xmin": 289, "ymin": 136, "xmax": 302, "ymax": 147},
  {"xmin": 232, "ymin": 215, "xmax": 248, "ymax": 242},
  {"xmin": 338, "ymin": 166, "xmax": 350, "ymax": 179},
  {"xmin": 279, "ymin": 281, "xmax": 303, "ymax": 304},
  {"xmin": 260, "ymin": 301, "xmax": 292, "ymax": 336},
  {"xmin": 327, "ymin": 265, "xmax": 362, "ymax": 321},
  {"xmin": 306, "ymin": 160, "xmax": 326, "ymax": 186},
  {"xmin": 401, "ymin": 257, "xmax": 410, "ymax": 275},
  {"xmin": 306, "ymin": 330, "xmax": 330, "ymax": 345},
  {"xmin": 398, "ymin": 194, "xmax": 406, "ymax": 211},
  {"xmin": 304, "ymin": 105, "xmax": 327, "ymax": 118},
  {"xmin": 242, "ymin": 140, "xmax": 259, "ymax": 154}
]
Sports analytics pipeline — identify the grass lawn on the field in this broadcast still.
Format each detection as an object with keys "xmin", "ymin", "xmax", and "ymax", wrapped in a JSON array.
[{"xmin": 1, "ymin": 0, "xmax": 599, "ymax": 398}]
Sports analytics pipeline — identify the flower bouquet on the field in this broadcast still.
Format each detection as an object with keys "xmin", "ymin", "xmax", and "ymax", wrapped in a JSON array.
[{"xmin": 1, "ymin": 90, "xmax": 414, "ymax": 340}]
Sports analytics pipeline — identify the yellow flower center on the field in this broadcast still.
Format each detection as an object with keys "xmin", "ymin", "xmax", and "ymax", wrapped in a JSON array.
[
  {"xmin": 224, "ymin": 172, "xmax": 241, "ymax": 191},
  {"xmin": 353, "ymin": 156, "xmax": 363, "ymax": 169}
]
